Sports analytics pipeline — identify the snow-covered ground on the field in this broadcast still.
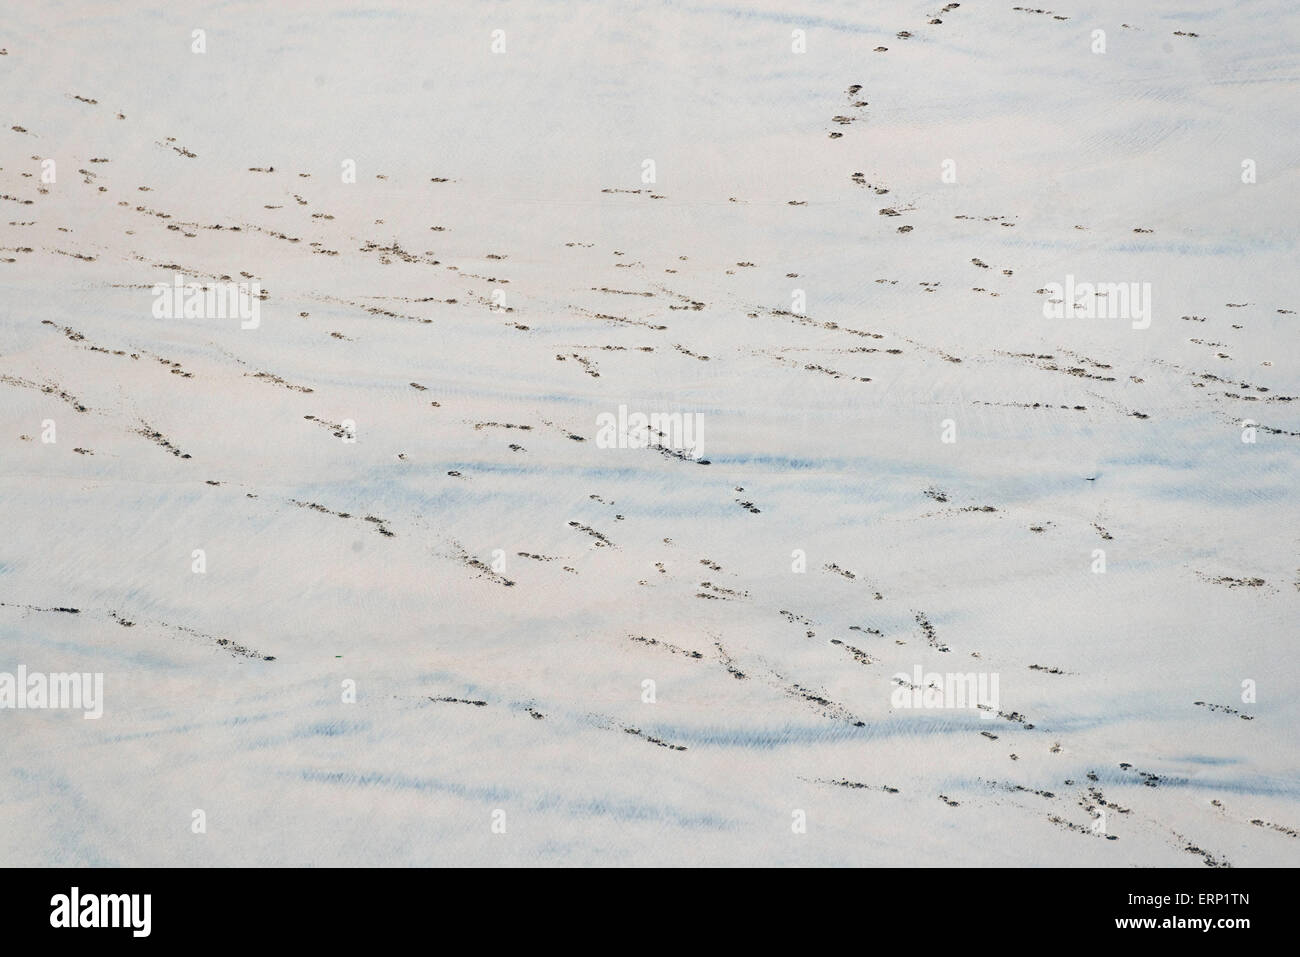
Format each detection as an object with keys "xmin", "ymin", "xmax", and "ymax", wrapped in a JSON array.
[{"xmin": 1, "ymin": 0, "xmax": 1297, "ymax": 866}]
